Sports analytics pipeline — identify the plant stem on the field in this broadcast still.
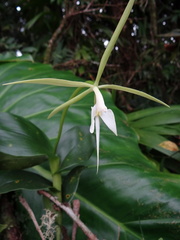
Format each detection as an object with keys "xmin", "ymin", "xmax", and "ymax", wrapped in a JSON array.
[
  {"xmin": 54, "ymin": 87, "xmax": 82, "ymax": 154},
  {"xmin": 50, "ymin": 88, "xmax": 83, "ymax": 239},
  {"xmin": 49, "ymin": 155, "xmax": 62, "ymax": 240}
]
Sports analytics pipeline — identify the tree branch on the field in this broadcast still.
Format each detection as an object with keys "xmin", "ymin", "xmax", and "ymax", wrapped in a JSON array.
[
  {"xmin": 19, "ymin": 196, "xmax": 45, "ymax": 240},
  {"xmin": 43, "ymin": 17, "xmax": 67, "ymax": 64},
  {"xmin": 72, "ymin": 199, "xmax": 80, "ymax": 240},
  {"xmin": 38, "ymin": 190, "xmax": 98, "ymax": 240}
]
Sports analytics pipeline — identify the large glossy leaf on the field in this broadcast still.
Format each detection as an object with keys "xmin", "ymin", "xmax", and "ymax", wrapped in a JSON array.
[
  {"xmin": 0, "ymin": 61, "xmax": 89, "ymax": 141},
  {"xmin": 0, "ymin": 112, "xmax": 54, "ymax": 170},
  {"xmin": 0, "ymin": 61, "xmax": 180, "ymax": 239},
  {"xmin": 66, "ymin": 129, "xmax": 180, "ymax": 240},
  {"xmin": 76, "ymin": 166, "xmax": 180, "ymax": 240},
  {"xmin": 0, "ymin": 170, "xmax": 51, "ymax": 194}
]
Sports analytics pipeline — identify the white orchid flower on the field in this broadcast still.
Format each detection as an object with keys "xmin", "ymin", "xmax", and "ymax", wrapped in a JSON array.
[{"xmin": 90, "ymin": 87, "xmax": 117, "ymax": 172}]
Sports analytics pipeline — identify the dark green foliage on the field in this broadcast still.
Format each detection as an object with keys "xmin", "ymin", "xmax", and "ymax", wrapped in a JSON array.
[{"xmin": 0, "ymin": 60, "xmax": 179, "ymax": 239}]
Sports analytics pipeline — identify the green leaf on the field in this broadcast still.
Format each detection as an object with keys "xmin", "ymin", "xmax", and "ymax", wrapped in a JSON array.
[
  {"xmin": 143, "ymin": 124, "xmax": 180, "ymax": 136},
  {"xmin": 26, "ymin": 12, "xmax": 44, "ymax": 29},
  {"xmin": 127, "ymin": 106, "xmax": 180, "ymax": 161},
  {"xmin": 76, "ymin": 165, "xmax": 180, "ymax": 240},
  {"xmin": 0, "ymin": 224, "xmax": 8, "ymax": 233},
  {"xmin": 136, "ymin": 129, "xmax": 180, "ymax": 161},
  {"xmin": 0, "ymin": 170, "xmax": 52, "ymax": 194},
  {"xmin": 128, "ymin": 107, "xmax": 180, "ymax": 128},
  {"xmin": 62, "ymin": 165, "xmax": 86, "ymax": 202},
  {"xmin": 0, "ymin": 54, "xmax": 34, "ymax": 63},
  {"xmin": 0, "ymin": 60, "xmax": 180, "ymax": 239},
  {"xmin": 0, "ymin": 112, "xmax": 54, "ymax": 170},
  {"xmin": 57, "ymin": 126, "xmax": 95, "ymax": 170},
  {"xmin": 127, "ymin": 105, "xmax": 180, "ymax": 121}
]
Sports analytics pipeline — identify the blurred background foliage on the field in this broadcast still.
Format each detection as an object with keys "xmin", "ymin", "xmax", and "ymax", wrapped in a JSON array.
[{"xmin": 0, "ymin": 0, "xmax": 180, "ymax": 110}]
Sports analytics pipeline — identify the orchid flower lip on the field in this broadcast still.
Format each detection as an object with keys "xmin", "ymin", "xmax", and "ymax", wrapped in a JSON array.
[{"xmin": 91, "ymin": 86, "xmax": 117, "ymax": 135}]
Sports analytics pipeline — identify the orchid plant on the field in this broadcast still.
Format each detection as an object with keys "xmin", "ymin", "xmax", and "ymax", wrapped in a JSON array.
[
  {"xmin": 3, "ymin": 0, "xmax": 168, "ymax": 172},
  {"xmin": 3, "ymin": 1, "xmax": 170, "ymax": 239}
]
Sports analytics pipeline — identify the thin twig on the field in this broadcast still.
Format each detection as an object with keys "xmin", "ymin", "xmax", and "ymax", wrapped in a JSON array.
[
  {"xmin": 38, "ymin": 190, "xmax": 99, "ymax": 240},
  {"xmin": 72, "ymin": 199, "xmax": 81, "ymax": 240},
  {"xmin": 19, "ymin": 196, "xmax": 45, "ymax": 240}
]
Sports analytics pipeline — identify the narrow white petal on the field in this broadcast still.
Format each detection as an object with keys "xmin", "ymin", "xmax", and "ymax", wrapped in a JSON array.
[
  {"xmin": 90, "ymin": 105, "xmax": 96, "ymax": 133},
  {"xmin": 100, "ymin": 109, "xmax": 117, "ymax": 135},
  {"xmin": 99, "ymin": 84, "xmax": 169, "ymax": 108},
  {"xmin": 95, "ymin": 116, "xmax": 100, "ymax": 173}
]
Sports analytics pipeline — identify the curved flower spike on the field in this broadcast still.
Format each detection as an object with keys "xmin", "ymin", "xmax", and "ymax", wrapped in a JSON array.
[{"xmin": 90, "ymin": 87, "xmax": 117, "ymax": 172}]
